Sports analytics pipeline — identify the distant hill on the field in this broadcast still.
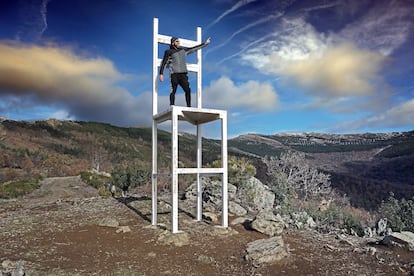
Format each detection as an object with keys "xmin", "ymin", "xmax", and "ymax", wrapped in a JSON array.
[
  {"xmin": 1, "ymin": 118, "xmax": 413, "ymax": 210},
  {"xmin": 0, "ymin": 118, "xmax": 222, "ymax": 182},
  {"xmin": 229, "ymin": 131, "xmax": 414, "ymax": 209}
]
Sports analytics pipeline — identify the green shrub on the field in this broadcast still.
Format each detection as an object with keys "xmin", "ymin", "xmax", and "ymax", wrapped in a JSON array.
[
  {"xmin": 343, "ymin": 212, "xmax": 365, "ymax": 236},
  {"xmin": 306, "ymin": 203, "xmax": 365, "ymax": 236},
  {"xmin": 98, "ymin": 185, "xmax": 112, "ymax": 197},
  {"xmin": 111, "ymin": 166, "xmax": 151, "ymax": 194},
  {"xmin": 212, "ymin": 156, "xmax": 256, "ymax": 186},
  {"xmin": 379, "ymin": 193, "xmax": 414, "ymax": 232},
  {"xmin": 268, "ymin": 171, "xmax": 293, "ymax": 209},
  {"xmin": 111, "ymin": 167, "xmax": 129, "ymax": 192},
  {"xmin": 80, "ymin": 171, "xmax": 111, "ymax": 190},
  {"xmin": 307, "ymin": 204, "xmax": 340, "ymax": 226},
  {"xmin": 0, "ymin": 177, "xmax": 41, "ymax": 199}
]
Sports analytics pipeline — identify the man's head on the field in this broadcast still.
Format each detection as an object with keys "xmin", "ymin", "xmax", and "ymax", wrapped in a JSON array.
[{"xmin": 171, "ymin": 37, "xmax": 179, "ymax": 46}]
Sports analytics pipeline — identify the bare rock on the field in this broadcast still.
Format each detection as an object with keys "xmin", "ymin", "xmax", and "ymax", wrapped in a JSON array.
[
  {"xmin": 197, "ymin": 254, "xmax": 216, "ymax": 264},
  {"xmin": 1, "ymin": 259, "xmax": 25, "ymax": 276},
  {"xmin": 210, "ymin": 225, "xmax": 238, "ymax": 236},
  {"xmin": 245, "ymin": 236, "xmax": 288, "ymax": 267},
  {"xmin": 157, "ymin": 230, "xmax": 190, "ymax": 247},
  {"xmin": 12, "ymin": 260, "xmax": 25, "ymax": 276},
  {"xmin": 98, "ymin": 217, "xmax": 120, "ymax": 228},
  {"xmin": 203, "ymin": 212, "xmax": 219, "ymax": 223},
  {"xmin": 230, "ymin": 217, "xmax": 251, "ymax": 226},
  {"xmin": 116, "ymin": 226, "xmax": 131, "ymax": 233},
  {"xmin": 229, "ymin": 201, "xmax": 247, "ymax": 216},
  {"xmin": 376, "ymin": 218, "xmax": 389, "ymax": 236},
  {"xmin": 250, "ymin": 211, "xmax": 284, "ymax": 236},
  {"xmin": 236, "ymin": 177, "xmax": 275, "ymax": 213},
  {"xmin": 381, "ymin": 231, "xmax": 414, "ymax": 251}
]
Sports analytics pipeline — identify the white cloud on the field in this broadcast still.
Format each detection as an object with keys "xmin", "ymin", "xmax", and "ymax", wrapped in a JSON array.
[
  {"xmin": 0, "ymin": 42, "xmax": 279, "ymax": 129},
  {"xmin": 0, "ymin": 41, "xmax": 151, "ymax": 126},
  {"xmin": 16, "ymin": 0, "xmax": 52, "ymax": 42},
  {"xmin": 242, "ymin": 17, "xmax": 387, "ymax": 109},
  {"xmin": 50, "ymin": 109, "xmax": 75, "ymax": 121},
  {"xmin": 367, "ymin": 99, "xmax": 414, "ymax": 128},
  {"xmin": 331, "ymin": 98, "xmax": 414, "ymax": 132},
  {"xmin": 207, "ymin": 0, "xmax": 258, "ymax": 29},
  {"xmin": 40, "ymin": 0, "xmax": 51, "ymax": 37},
  {"xmin": 275, "ymin": 43, "xmax": 385, "ymax": 96},
  {"xmin": 339, "ymin": 0, "xmax": 414, "ymax": 56},
  {"xmin": 242, "ymin": 18, "xmax": 327, "ymax": 68},
  {"xmin": 207, "ymin": 13, "xmax": 283, "ymax": 57},
  {"xmin": 203, "ymin": 76, "xmax": 279, "ymax": 111}
]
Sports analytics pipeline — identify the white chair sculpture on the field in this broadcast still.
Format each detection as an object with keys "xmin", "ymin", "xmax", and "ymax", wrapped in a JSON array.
[{"xmin": 151, "ymin": 17, "xmax": 228, "ymax": 233}]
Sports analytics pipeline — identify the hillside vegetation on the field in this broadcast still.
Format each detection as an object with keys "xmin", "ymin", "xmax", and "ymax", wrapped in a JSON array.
[
  {"xmin": 0, "ymin": 119, "xmax": 218, "ymax": 181},
  {"xmin": 1, "ymin": 118, "xmax": 413, "ymax": 210},
  {"xmin": 230, "ymin": 131, "xmax": 414, "ymax": 209}
]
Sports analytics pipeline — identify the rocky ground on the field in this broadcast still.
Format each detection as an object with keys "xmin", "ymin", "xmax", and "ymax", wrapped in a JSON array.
[{"xmin": 1, "ymin": 176, "xmax": 413, "ymax": 275}]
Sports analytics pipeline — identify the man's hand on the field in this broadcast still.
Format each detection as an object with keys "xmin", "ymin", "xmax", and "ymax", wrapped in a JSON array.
[
  {"xmin": 159, "ymin": 74, "xmax": 164, "ymax": 82},
  {"xmin": 205, "ymin": 37, "xmax": 211, "ymax": 45}
]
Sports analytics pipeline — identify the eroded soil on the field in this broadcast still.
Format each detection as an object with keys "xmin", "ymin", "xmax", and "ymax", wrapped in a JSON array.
[{"xmin": 1, "ymin": 176, "xmax": 413, "ymax": 275}]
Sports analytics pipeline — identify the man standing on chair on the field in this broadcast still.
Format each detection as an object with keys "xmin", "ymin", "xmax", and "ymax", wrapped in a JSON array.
[{"xmin": 159, "ymin": 36, "xmax": 211, "ymax": 107}]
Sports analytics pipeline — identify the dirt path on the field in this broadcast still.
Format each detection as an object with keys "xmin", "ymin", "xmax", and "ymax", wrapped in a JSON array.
[
  {"xmin": 1, "ymin": 176, "xmax": 413, "ymax": 275},
  {"xmin": 24, "ymin": 176, "xmax": 100, "ymax": 203}
]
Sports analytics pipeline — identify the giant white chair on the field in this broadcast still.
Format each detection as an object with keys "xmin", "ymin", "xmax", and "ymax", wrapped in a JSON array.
[{"xmin": 151, "ymin": 18, "xmax": 228, "ymax": 233}]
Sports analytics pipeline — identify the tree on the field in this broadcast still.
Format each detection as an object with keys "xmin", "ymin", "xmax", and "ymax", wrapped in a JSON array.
[
  {"xmin": 264, "ymin": 151, "xmax": 332, "ymax": 204},
  {"xmin": 111, "ymin": 165, "xmax": 151, "ymax": 197},
  {"xmin": 111, "ymin": 166, "xmax": 130, "ymax": 197}
]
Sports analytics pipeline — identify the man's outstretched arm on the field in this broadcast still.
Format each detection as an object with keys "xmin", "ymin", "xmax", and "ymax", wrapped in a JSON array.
[{"xmin": 185, "ymin": 37, "xmax": 211, "ymax": 54}]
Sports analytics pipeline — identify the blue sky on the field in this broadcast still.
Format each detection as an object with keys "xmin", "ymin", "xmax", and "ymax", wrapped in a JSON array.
[{"xmin": 1, "ymin": 0, "xmax": 414, "ymax": 138}]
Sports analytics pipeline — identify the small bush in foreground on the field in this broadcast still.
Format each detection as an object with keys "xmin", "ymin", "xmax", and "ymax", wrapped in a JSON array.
[
  {"xmin": 80, "ymin": 171, "xmax": 111, "ymax": 195},
  {"xmin": 306, "ymin": 203, "xmax": 365, "ymax": 236},
  {"xmin": 0, "ymin": 177, "xmax": 41, "ymax": 199},
  {"xmin": 379, "ymin": 193, "xmax": 414, "ymax": 232},
  {"xmin": 97, "ymin": 185, "xmax": 112, "ymax": 197}
]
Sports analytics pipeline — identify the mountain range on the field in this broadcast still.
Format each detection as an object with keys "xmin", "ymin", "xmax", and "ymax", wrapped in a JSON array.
[{"xmin": 1, "ymin": 118, "xmax": 413, "ymax": 210}]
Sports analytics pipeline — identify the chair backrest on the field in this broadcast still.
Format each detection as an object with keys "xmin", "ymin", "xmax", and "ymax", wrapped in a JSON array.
[{"xmin": 152, "ymin": 17, "xmax": 203, "ymax": 115}]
